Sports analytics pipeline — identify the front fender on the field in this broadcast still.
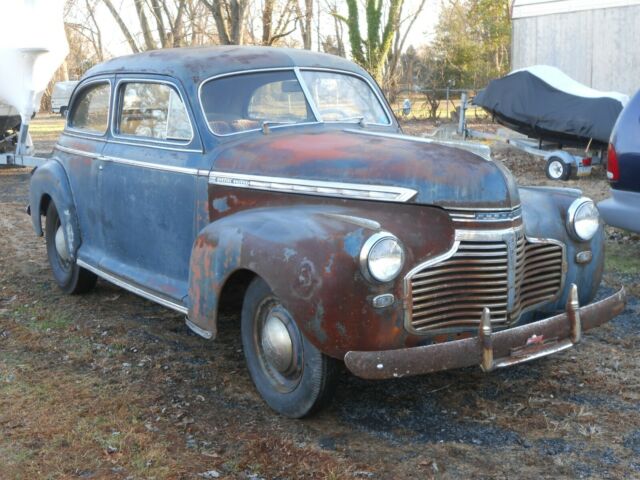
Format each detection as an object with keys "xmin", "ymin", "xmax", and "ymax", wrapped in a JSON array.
[
  {"xmin": 187, "ymin": 203, "xmax": 455, "ymax": 358},
  {"xmin": 29, "ymin": 158, "xmax": 81, "ymax": 259},
  {"xmin": 519, "ymin": 186, "xmax": 604, "ymax": 310}
]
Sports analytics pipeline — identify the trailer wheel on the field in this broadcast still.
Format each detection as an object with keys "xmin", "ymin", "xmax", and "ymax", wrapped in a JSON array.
[{"xmin": 546, "ymin": 156, "xmax": 571, "ymax": 181}]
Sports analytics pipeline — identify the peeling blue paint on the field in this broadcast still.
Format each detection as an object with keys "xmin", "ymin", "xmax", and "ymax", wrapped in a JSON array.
[
  {"xmin": 325, "ymin": 253, "xmax": 335, "ymax": 273},
  {"xmin": 312, "ymin": 301, "xmax": 328, "ymax": 343},
  {"xmin": 343, "ymin": 228, "xmax": 364, "ymax": 257},
  {"xmin": 212, "ymin": 197, "xmax": 230, "ymax": 213},
  {"xmin": 284, "ymin": 247, "xmax": 296, "ymax": 261}
]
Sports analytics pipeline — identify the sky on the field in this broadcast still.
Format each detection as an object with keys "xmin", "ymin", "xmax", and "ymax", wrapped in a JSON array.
[{"xmin": 81, "ymin": 0, "xmax": 441, "ymax": 58}]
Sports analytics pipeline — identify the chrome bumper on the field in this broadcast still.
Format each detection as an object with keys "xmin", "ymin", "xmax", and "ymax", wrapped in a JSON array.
[{"xmin": 344, "ymin": 285, "xmax": 626, "ymax": 380}]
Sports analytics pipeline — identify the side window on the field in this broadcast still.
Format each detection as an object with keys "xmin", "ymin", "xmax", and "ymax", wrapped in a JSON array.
[
  {"xmin": 117, "ymin": 82, "xmax": 193, "ymax": 142},
  {"xmin": 68, "ymin": 82, "xmax": 110, "ymax": 133}
]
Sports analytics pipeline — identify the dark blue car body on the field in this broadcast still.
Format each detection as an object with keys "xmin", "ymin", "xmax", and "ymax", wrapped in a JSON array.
[{"xmin": 599, "ymin": 90, "xmax": 640, "ymax": 233}]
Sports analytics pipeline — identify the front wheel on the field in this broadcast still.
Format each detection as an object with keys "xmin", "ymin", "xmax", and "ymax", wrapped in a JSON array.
[
  {"xmin": 45, "ymin": 202, "xmax": 97, "ymax": 294},
  {"xmin": 241, "ymin": 277, "xmax": 339, "ymax": 418}
]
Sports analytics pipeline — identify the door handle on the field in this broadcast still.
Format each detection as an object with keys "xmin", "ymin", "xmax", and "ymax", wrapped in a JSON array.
[{"xmin": 98, "ymin": 164, "xmax": 103, "ymax": 171}]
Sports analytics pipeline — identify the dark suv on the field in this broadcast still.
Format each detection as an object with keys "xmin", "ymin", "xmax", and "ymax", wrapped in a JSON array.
[{"xmin": 599, "ymin": 90, "xmax": 640, "ymax": 233}]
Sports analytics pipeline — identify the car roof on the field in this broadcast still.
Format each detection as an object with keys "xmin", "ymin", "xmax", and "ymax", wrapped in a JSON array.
[{"xmin": 83, "ymin": 46, "xmax": 372, "ymax": 85}]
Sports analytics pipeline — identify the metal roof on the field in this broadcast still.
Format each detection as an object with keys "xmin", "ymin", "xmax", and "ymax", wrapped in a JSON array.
[
  {"xmin": 84, "ymin": 46, "xmax": 368, "ymax": 84},
  {"xmin": 512, "ymin": 0, "xmax": 640, "ymax": 19}
]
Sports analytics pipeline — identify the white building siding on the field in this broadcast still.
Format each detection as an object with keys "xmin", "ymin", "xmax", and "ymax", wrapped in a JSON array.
[
  {"xmin": 513, "ymin": 0, "xmax": 640, "ymax": 18},
  {"xmin": 512, "ymin": 2, "xmax": 640, "ymax": 95}
]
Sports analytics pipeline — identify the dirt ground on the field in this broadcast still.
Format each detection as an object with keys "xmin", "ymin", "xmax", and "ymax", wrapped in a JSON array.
[{"xmin": 1, "ymin": 116, "xmax": 639, "ymax": 479}]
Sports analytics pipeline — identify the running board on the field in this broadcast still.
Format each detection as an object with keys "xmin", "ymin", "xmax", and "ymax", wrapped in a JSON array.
[{"xmin": 76, "ymin": 259, "xmax": 188, "ymax": 315}]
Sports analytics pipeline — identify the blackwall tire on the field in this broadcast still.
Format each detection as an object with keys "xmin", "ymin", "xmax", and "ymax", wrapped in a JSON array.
[
  {"xmin": 241, "ymin": 277, "xmax": 339, "ymax": 418},
  {"xmin": 45, "ymin": 202, "xmax": 97, "ymax": 294},
  {"xmin": 546, "ymin": 156, "xmax": 571, "ymax": 181}
]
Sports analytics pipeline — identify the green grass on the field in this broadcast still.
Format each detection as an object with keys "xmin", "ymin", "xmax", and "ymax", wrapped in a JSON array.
[
  {"xmin": 605, "ymin": 242, "xmax": 640, "ymax": 274},
  {"xmin": 26, "ymin": 310, "xmax": 73, "ymax": 332},
  {"xmin": 28, "ymin": 115, "xmax": 65, "ymax": 137}
]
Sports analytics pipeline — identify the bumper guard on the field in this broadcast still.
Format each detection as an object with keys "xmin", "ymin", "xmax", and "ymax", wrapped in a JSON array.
[{"xmin": 344, "ymin": 285, "xmax": 626, "ymax": 380}]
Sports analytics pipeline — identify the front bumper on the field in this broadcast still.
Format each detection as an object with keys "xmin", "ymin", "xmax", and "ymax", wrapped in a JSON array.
[{"xmin": 344, "ymin": 285, "xmax": 626, "ymax": 380}]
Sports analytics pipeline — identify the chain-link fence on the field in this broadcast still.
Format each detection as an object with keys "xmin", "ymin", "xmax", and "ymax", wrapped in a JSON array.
[{"xmin": 389, "ymin": 87, "xmax": 487, "ymax": 122}]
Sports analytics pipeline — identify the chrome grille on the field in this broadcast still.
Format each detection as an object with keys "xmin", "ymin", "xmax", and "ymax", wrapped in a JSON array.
[
  {"xmin": 407, "ymin": 233, "xmax": 564, "ymax": 334},
  {"xmin": 513, "ymin": 240, "xmax": 565, "ymax": 315}
]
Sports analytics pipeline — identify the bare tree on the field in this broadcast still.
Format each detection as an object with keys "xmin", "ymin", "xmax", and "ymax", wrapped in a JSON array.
[
  {"xmin": 326, "ymin": 1, "xmax": 345, "ymax": 56},
  {"xmin": 201, "ymin": 0, "xmax": 250, "ymax": 45},
  {"xmin": 134, "ymin": 0, "xmax": 157, "ymax": 49},
  {"xmin": 261, "ymin": 0, "xmax": 298, "ymax": 46},
  {"xmin": 102, "ymin": 0, "xmax": 141, "ymax": 52},
  {"xmin": 295, "ymin": 0, "xmax": 313, "ymax": 49}
]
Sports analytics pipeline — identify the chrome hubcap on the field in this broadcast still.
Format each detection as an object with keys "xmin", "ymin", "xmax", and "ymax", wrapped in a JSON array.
[
  {"xmin": 261, "ymin": 313, "xmax": 293, "ymax": 374},
  {"xmin": 55, "ymin": 226, "xmax": 70, "ymax": 262}
]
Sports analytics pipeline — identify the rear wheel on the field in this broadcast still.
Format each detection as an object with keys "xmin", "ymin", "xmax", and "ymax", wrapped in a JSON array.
[
  {"xmin": 45, "ymin": 202, "xmax": 97, "ymax": 294},
  {"xmin": 241, "ymin": 277, "xmax": 339, "ymax": 418},
  {"xmin": 546, "ymin": 156, "xmax": 571, "ymax": 181}
]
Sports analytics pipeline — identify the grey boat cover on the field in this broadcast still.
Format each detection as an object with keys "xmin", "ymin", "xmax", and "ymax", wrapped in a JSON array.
[{"xmin": 473, "ymin": 65, "xmax": 629, "ymax": 147}]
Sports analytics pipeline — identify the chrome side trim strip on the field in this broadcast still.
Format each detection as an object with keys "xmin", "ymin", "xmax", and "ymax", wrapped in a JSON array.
[
  {"xmin": 55, "ymin": 144, "xmax": 102, "ymax": 159},
  {"xmin": 61, "ymin": 131, "xmax": 107, "ymax": 143},
  {"xmin": 449, "ymin": 214, "xmax": 523, "ymax": 223},
  {"xmin": 55, "ymin": 144, "xmax": 205, "ymax": 175},
  {"xmin": 444, "ymin": 204, "xmax": 522, "ymax": 212},
  {"xmin": 77, "ymin": 259, "xmax": 188, "ymax": 314},
  {"xmin": 101, "ymin": 154, "xmax": 202, "ymax": 175},
  {"xmin": 185, "ymin": 318, "xmax": 213, "ymax": 339},
  {"xmin": 106, "ymin": 138, "xmax": 202, "ymax": 153},
  {"xmin": 208, "ymin": 171, "xmax": 417, "ymax": 202}
]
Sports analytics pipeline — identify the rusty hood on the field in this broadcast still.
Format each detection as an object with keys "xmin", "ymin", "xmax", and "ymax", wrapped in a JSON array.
[{"xmin": 211, "ymin": 129, "xmax": 520, "ymax": 209}]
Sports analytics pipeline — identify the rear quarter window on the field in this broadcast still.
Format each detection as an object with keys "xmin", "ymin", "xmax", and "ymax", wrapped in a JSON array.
[
  {"xmin": 67, "ymin": 81, "xmax": 110, "ymax": 134},
  {"xmin": 116, "ymin": 82, "xmax": 193, "ymax": 142}
]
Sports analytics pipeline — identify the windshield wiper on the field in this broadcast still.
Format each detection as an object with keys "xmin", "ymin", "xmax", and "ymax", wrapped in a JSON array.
[{"xmin": 335, "ymin": 116, "xmax": 367, "ymax": 127}]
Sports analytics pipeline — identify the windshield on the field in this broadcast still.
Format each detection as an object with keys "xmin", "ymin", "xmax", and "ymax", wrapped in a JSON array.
[
  {"xmin": 199, "ymin": 69, "xmax": 390, "ymax": 136},
  {"xmin": 301, "ymin": 71, "xmax": 389, "ymax": 124}
]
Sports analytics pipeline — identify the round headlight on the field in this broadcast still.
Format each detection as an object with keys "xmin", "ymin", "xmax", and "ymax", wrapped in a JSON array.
[
  {"xmin": 360, "ymin": 232, "xmax": 405, "ymax": 282},
  {"xmin": 567, "ymin": 197, "xmax": 600, "ymax": 241}
]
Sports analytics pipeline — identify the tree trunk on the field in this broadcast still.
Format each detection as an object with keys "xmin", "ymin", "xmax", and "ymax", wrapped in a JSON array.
[
  {"xmin": 102, "ymin": 0, "xmax": 139, "ymax": 53},
  {"xmin": 150, "ymin": 0, "xmax": 168, "ymax": 47},
  {"xmin": 262, "ymin": 0, "xmax": 275, "ymax": 45},
  {"xmin": 134, "ymin": 0, "xmax": 157, "ymax": 50}
]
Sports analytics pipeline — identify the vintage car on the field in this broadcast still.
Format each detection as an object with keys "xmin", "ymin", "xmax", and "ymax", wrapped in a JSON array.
[{"xmin": 29, "ymin": 47, "xmax": 626, "ymax": 418}]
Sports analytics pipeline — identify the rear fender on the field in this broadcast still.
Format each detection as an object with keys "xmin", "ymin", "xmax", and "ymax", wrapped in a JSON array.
[
  {"xmin": 29, "ymin": 158, "xmax": 81, "ymax": 259},
  {"xmin": 187, "ymin": 203, "xmax": 454, "ymax": 357}
]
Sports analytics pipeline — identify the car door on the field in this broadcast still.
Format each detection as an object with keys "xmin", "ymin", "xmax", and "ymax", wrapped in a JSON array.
[
  {"xmin": 99, "ymin": 75, "xmax": 204, "ymax": 303},
  {"xmin": 55, "ymin": 77, "xmax": 112, "ymax": 266}
]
